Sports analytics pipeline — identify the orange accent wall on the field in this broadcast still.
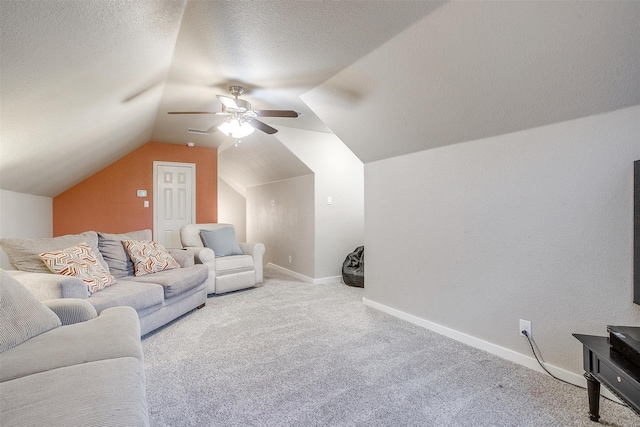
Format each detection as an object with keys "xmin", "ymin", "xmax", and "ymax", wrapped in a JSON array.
[{"xmin": 53, "ymin": 142, "xmax": 217, "ymax": 236}]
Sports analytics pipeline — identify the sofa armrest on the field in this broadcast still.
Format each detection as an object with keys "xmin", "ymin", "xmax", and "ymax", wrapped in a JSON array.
[
  {"xmin": 167, "ymin": 248, "xmax": 195, "ymax": 268},
  {"xmin": 43, "ymin": 298, "xmax": 97, "ymax": 325},
  {"xmin": 238, "ymin": 242, "xmax": 266, "ymax": 283},
  {"xmin": 6, "ymin": 270, "xmax": 89, "ymax": 300}
]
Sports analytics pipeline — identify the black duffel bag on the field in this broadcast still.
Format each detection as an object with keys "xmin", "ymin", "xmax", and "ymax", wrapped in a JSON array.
[{"xmin": 342, "ymin": 246, "xmax": 364, "ymax": 288}]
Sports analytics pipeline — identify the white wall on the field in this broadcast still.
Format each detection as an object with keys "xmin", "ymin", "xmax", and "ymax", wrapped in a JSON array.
[
  {"xmin": 364, "ymin": 105, "xmax": 640, "ymax": 376},
  {"xmin": 276, "ymin": 127, "xmax": 364, "ymax": 279},
  {"xmin": 0, "ymin": 189, "xmax": 53, "ymax": 269},
  {"xmin": 217, "ymin": 177, "xmax": 247, "ymax": 242},
  {"xmin": 247, "ymin": 175, "xmax": 315, "ymax": 278}
]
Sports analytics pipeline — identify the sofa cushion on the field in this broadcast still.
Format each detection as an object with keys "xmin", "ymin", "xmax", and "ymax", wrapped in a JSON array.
[
  {"xmin": 0, "ymin": 306, "xmax": 141, "ymax": 382},
  {"xmin": 87, "ymin": 280, "xmax": 164, "ymax": 315},
  {"xmin": 0, "ymin": 270, "xmax": 62, "ymax": 353},
  {"xmin": 39, "ymin": 243, "xmax": 116, "ymax": 295},
  {"xmin": 123, "ymin": 240, "xmax": 181, "ymax": 276},
  {"xmin": 200, "ymin": 227, "xmax": 243, "ymax": 257},
  {"xmin": 126, "ymin": 264, "xmax": 208, "ymax": 299},
  {"xmin": 0, "ymin": 357, "xmax": 149, "ymax": 427},
  {"xmin": 0, "ymin": 231, "xmax": 108, "ymax": 274},
  {"xmin": 98, "ymin": 230, "xmax": 152, "ymax": 279}
]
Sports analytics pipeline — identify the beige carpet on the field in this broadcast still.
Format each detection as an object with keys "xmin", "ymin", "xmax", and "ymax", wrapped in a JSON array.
[{"xmin": 142, "ymin": 266, "xmax": 638, "ymax": 426}]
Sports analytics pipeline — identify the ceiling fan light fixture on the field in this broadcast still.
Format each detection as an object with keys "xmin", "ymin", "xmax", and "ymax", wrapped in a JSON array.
[
  {"xmin": 169, "ymin": 85, "xmax": 298, "ymax": 137},
  {"xmin": 218, "ymin": 118, "xmax": 255, "ymax": 138}
]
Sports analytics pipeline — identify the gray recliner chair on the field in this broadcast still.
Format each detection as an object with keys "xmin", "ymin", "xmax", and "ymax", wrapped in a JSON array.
[{"xmin": 180, "ymin": 223, "xmax": 265, "ymax": 295}]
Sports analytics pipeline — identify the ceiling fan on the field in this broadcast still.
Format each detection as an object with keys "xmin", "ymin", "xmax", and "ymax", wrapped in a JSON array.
[{"xmin": 168, "ymin": 85, "xmax": 298, "ymax": 138}]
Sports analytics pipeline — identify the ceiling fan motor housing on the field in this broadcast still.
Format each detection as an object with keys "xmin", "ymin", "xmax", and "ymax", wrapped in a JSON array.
[{"xmin": 228, "ymin": 85, "xmax": 246, "ymax": 97}]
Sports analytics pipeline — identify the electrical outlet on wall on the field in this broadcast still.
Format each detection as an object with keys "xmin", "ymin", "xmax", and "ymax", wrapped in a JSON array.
[{"xmin": 519, "ymin": 319, "xmax": 532, "ymax": 338}]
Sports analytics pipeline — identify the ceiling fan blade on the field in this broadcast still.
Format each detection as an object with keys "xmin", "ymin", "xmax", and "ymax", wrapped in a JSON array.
[
  {"xmin": 205, "ymin": 117, "xmax": 231, "ymax": 133},
  {"xmin": 186, "ymin": 128, "xmax": 211, "ymax": 135},
  {"xmin": 216, "ymin": 95, "xmax": 239, "ymax": 110},
  {"xmin": 250, "ymin": 119, "xmax": 278, "ymax": 135},
  {"xmin": 254, "ymin": 110, "xmax": 299, "ymax": 118},
  {"xmin": 187, "ymin": 117, "xmax": 230, "ymax": 135}
]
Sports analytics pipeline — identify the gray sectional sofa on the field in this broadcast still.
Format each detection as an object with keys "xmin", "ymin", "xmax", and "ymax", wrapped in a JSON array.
[
  {"xmin": 0, "ymin": 229, "xmax": 215, "ymax": 425},
  {"xmin": 0, "ymin": 229, "xmax": 208, "ymax": 336},
  {"xmin": 1, "ymin": 269, "xmax": 149, "ymax": 427}
]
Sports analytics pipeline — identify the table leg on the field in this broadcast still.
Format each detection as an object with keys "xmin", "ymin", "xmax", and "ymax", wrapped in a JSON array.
[{"xmin": 584, "ymin": 373, "xmax": 601, "ymax": 422}]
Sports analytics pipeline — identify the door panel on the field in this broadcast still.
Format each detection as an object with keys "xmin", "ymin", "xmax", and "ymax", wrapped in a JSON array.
[{"xmin": 155, "ymin": 163, "xmax": 195, "ymax": 248}]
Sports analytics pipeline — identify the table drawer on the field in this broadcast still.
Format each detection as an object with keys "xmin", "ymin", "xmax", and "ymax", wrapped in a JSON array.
[{"xmin": 596, "ymin": 358, "xmax": 640, "ymax": 407}]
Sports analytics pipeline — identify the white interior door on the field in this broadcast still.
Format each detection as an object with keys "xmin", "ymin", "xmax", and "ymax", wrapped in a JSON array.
[{"xmin": 154, "ymin": 162, "xmax": 196, "ymax": 248}]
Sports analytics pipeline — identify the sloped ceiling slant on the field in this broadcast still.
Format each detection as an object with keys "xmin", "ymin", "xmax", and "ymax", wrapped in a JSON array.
[
  {"xmin": 302, "ymin": 1, "xmax": 640, "ymax": 163},
  {"xmin": 2, "ymin": 1, "xmax": 638, "ymax": 197},
  {"xmin": 0, "ymin": 0, "xmax": 187, "ymax": 197}
]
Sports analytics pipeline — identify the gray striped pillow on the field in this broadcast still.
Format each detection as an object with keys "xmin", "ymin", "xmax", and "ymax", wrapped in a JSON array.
[{"xmin": 0, "ymin": 269, "xmax": 61, "ymax": 352}]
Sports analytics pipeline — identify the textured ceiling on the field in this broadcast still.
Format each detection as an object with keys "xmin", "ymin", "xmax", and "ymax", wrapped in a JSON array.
[
  {"xmin": 1, "ymin": 1, "xmax": 638, "ymax": 197},
  {"xmin": 0, "ymin": 0, "xmax": 186, "ymax": 196},
  {"xmin": 150, "ymin": 0, "xmax": 443, "ymax": 192}
]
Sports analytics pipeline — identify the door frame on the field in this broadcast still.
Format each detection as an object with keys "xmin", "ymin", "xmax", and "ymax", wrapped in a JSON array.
[{"xmin": 153, "ymin": 161, "xmax": 196, "ymax": 242}]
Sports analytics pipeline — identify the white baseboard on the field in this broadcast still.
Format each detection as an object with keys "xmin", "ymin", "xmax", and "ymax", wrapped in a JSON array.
[
  {"xmin": 362, "ymin": 297, "xmax": 622, "ymax": 404},
  {"xmin": 313, "ymin": 275, "xmax": 343, "ymax": 285},
  {"xmin": 267, "ymin": 263, "xmax": 341, "ymax": 285}
]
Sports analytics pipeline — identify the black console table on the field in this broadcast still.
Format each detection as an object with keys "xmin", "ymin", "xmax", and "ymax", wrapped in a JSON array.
[{"xmin": 573, "ymin": 334, "xmax": 640, "ymax": 422}]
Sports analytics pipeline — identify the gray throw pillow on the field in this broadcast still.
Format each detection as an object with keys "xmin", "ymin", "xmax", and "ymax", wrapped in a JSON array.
[
  {"xmin": 0, "ymin": 269, "xmax": 62, "ymax": 352},
  {"xmin": 97, "ymin": 230, "xmax": 152, "ymax": 279},
  {"xmin": 200, "ymin": 227, "xmax": 243, "ymax": 258},
  {"xmin": 0, "ymin": 232, "xmax": 108, "ymax": 274}
]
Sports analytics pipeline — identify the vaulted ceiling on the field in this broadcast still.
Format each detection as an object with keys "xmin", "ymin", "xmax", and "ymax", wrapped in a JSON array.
[{"xmin": 1, "ymin": 1, "xmax": 638, "ymax": 198}]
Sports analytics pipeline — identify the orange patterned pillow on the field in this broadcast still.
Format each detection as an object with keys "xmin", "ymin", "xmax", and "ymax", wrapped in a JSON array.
[
  {"xmin": 122, "ymin": 240, "xmax": 180, "ymax": 277},
  {"xmin": 40, "ymin": 243, "xmax": 116, "ymax": 295}
]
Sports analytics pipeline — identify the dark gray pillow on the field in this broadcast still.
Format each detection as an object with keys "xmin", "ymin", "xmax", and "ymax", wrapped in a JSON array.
[
  {"xmin": 97, "ymin": 230, "xmax": 152, "ymax": 279},
  {"xmin": 0, "ymin": 269, "xmax": 62, "ymax": 352},
  {"xmin": 0, "ymin": 232, "xmax": 107, "ymax": 274},
  {"xmin": 200, "ymin": 227, "xmax": 243, "ymax": 258}
]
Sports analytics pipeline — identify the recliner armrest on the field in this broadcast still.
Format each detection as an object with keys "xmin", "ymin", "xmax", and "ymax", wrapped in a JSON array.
[
  {"xmin": 238, "ymin": 242, "xmax": 266, "ymax": 283},
  {"xmin": 183, "ymin": 247, "xmax": 215, "ymax": 264},
  {"xmin": 183, "ymin": 246, "xmax": 216, "ymax": 294},
  {"xmin": 43, "ymin": 298, "xmax": 97, "ymax": 325},
  {"xmin": 238, "ymin": 242, "xmax": 265, "ymax": 258}
]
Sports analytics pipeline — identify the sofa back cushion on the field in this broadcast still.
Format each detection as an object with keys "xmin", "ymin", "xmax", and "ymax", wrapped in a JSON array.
[
  {"xmin": 0, "ymin": 269, "xmax": 61, "ymax": 353},
  {"xmin": 0, "ymin": 232, "xmax": 107, "ymax": 274},
  {"xmin": 98, "ymin": 230, "xmax": 152, "ymax": 279}
]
